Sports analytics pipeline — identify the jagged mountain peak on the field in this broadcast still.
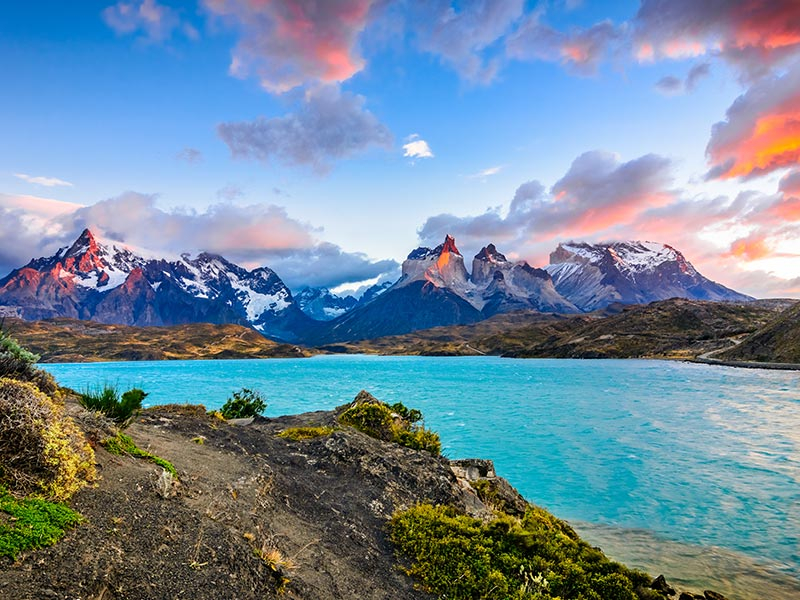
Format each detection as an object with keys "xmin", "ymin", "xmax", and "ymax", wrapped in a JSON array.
[
  {"xmin": 474, "ymin": 243, "xmax": 508, "ymax": 263},
  {"xmin": 401, "ymin": 234, "xmax": 469, "ymax": 291}
]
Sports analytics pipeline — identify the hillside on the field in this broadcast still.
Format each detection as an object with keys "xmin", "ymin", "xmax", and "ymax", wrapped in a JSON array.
[
  {"xmin": 332, "ymin": 300, "xmax": 789, "ymax": 360},
  {"xmin": 2, "ymin": 318, "xmax": 307, "ymax": 362},
  {"xmin": 716, "ymin": 301, "xmax": 800, "ymax": 364}
]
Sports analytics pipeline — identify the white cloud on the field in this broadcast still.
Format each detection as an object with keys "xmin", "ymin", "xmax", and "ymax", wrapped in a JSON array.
[
  {"xmin": 13, "ymin": 173, "xmax": 74, "ymax": 188},
  {"xmin": 402, "ymin": 135, "xmax": 434, "ymax": 159},
  {"xmin": 467, "ymin": 166, "xmax": 503, "ymax": 179}
]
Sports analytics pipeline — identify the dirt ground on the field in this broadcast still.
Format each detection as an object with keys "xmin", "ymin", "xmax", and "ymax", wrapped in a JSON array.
[{"xmin": 0, "ymin": 400, "xmax": 488, "ymax": 600}]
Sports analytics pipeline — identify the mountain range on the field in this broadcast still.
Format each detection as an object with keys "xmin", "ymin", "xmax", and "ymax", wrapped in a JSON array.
[{"xmin": 0, "ymin": 229, "xmax": 752, "ymax": 343}]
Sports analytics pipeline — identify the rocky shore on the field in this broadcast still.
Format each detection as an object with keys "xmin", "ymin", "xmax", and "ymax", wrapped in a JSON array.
[{"xmin": 0, "ymin": 392, "xmax": 730, "ymax": 600}]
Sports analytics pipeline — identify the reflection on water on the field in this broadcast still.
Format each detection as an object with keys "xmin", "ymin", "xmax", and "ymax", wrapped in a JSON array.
[{"xmin": 573, "ymin": 521, "xmax": 800, "ymax": 600}]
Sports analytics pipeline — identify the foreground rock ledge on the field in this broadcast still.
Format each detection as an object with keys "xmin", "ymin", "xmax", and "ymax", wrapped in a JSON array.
[{"xmin": 0, "ymin": 402, "xmax": 722, "ymax": 600}]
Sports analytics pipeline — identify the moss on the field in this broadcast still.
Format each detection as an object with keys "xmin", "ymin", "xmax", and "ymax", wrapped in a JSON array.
[
  {"xmin": 277, "ymin": 426, "xmax": 336, "ymax": 441},
  {"xmin": 0, "ymin": 378, "xmax": 96, "ymax": 501},
  {"xmin": 389, "ymin": 503, "xmax": 652, "ymax": 600},
  {"xmin": 0, "ymin": 487, "xmax": 81, "ymax": 560},
  {"xmin": 337, "ymin": 392, "xmax": 441, "ymax": 455},
  {"xmin": 102, "ymin": 433, "xmax": 178, "ymax": 478}
]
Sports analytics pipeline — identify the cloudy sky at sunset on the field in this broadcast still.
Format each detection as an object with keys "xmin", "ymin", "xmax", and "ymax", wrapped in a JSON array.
[{"xmin": 1, "ymin": 0, "xmax": 799, "ymax": 296}]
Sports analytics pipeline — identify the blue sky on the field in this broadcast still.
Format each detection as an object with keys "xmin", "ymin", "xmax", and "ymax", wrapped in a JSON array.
[{"xmin": 1, "ymin": 1, "xmax": 799, "ymax": 296}]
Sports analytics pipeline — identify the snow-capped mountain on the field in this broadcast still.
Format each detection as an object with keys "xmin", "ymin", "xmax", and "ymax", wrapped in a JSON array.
[
  {"xmin": 357, "ymin": 281, "xmax": 393, "ymax": 305},
  {"xmin": 546, "ymin": 241, "xmax": 753, "ymax": 311},
  {"xmin": 295, "ymin": 287, "xmax": 358, "ymax": 321},
  {"xmin": 398, "ymin": 236, "xmax": 577, "ymax": 315},
  {"xmin": 307, "ymin": 236, "xmax": 577, "ymax": 343},
  {"xmin": 0, "ymin": 229, "xmax": 314, "ymax": 342}
]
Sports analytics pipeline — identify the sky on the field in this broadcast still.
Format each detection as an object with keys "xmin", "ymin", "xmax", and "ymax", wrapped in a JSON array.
[{"xmin": 1, "ymin": 0, "xmax": 799, "ymax": 297}]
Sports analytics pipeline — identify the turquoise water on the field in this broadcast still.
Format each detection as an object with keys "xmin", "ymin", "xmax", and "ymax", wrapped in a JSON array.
[{"xmin": 44, "ymin": 356, "xmax": 800, "ymax": 597}]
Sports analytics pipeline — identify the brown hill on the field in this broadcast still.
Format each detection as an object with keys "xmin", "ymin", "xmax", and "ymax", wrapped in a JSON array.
[
  {"xmin": 717, "ymin": 300, "xmax": 800, "ymax": 364},
  {"xmin": 332, "ymin": 299, "xmax": 788, "ymax": 360},
  {"xmin": 2, "ymin": 318, "xmax": 308, "ymax": 362}
]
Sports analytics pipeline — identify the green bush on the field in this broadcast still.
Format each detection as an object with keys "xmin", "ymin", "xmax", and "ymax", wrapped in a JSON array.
[
  {"xmin": 338, "ymin": 391, "xmax": 441, "ymax": 455},
  {"xmin": 79, "ymin": 385, "xmax": 146, "ymax": 425},
  {"xmin": 101, "ymin": 433, "xmax": 177, "ymax": 478},
  {"xmin": 220, "ymin": 388, "xmax": 266, "ymax": 419},
  {"xmin": 0, "ymin": 487, "xmax": 81, "ymax": 559},
  {"xmin": 0, "ymin": 326, "xmax": 57, "ymax": 396},
  {"xmin": 389, "ymin": 503, "xmax": 651, "ymax": 600},
  {"xmin": 0, "ymin": 378, "xmax": 96, "ymax": 500}
]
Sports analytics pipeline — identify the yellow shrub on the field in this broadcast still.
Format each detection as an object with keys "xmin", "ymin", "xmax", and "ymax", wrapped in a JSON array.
[{"xmin": 0, "ymin": 378, "xmax": 96, "ymax": 500}]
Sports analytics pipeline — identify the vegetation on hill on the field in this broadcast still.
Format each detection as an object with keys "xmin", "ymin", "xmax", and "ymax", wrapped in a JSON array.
[
  {"xmin": 390, "ymin": 504, "xmax": 656, "ymax": 600},
  {"xmin": 717, "ymin": 301, "xmax": 800, "ymax": 364},
  {"xmin": 337, "ymin": 390, "xmax": 441, "ymax": 455},
  {"xmin": 1, "ymin": 318, "xmax": 308, "ymax": 362}
]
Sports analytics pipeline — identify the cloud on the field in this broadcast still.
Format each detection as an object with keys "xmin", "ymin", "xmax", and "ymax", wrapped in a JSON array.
[
  {"xmin": 402, "ymin": 134, "xmax": 434, "ymax": 159},
  {"xmin": 13, "ymin": 173, "xmax": 73, "ymax": 188},
  {"xmin": 633, "ymin": 0, "xmax": 800, "ymax": 80},
  {"xmin": 411, "ymin": 0, "xmax": 525, "ymax": 83},
  {"xmin": 706, "ymin": 63, "xmax": 800, "ymax": 180},
  {"xmin": 216, "ymin": 184, "xmax": 243, "ymax": 201},
  {"xmin": 467, "ymin": 166, "xmax": 502, "ymax": 179},
  {"xmin": 0, "ymin": 194, "xmax": 85, "ymax": 277},
  {"xmin": 655, "ymin": 62, "xmax": 711, "ymax": 95},
  {"xmin": 419, "ymin": 150, "xmax": 675, "ymax": 250},
  {"xmin": 261, "ymin": 243, "xmax": 399, "ymax": 290},
  {"xmin": 0, "ymin": 192, "xmax": 397, "ymax": 289},
  {"xmin": 506, "ymin": 17, "xmax": 621, "ymax": 75},
  {"xmin": 203, "ymin": 0, "xmax": 375, "ymax": 93},
  {"xmin": 779, "ymin": 169, "xmax": 800, "ymax": 197},
  {"xmin": 102, "ymin": 0, "xmax": 182, "ymax": 42},
  {"xmin": 217, "ymin": 85, "xmax": 392, "ymax": 173},
  {"xmin": 176, "ymin": 147, "xmax": 203, "ymax": 163}
]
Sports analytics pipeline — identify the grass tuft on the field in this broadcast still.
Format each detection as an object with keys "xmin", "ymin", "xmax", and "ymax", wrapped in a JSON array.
[
  {"xmin": 79, "ymin": 385, "xmax": 146, "ymax": 425},
  {"xmin": 102, "ymin": 433, "xmax": 178, "ymax": 478},
  {"xmin": 277, "ymin": 426, "xmax": 335, "ymax": 441}
]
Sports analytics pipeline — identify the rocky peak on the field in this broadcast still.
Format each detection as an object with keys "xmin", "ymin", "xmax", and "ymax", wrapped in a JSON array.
[
  {"xmin": 401, "ymin": 235, "xmax": 469, "ymax": 291},
  {"xmin": 474, "ymin": 244, "xmax": 507, "ymax": 263}
]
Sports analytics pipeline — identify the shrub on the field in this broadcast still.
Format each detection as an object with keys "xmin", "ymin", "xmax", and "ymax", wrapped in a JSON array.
[
  {"xmin": 338, "ymin": 391, "xmax": 441, "ymax": 455},
  {"xmin": 0, "ymin": 378, "xmax": 96, "ymax": 500},
  {"xmin": 277, "ymin": 426, "xmax": 335, "ymax": 441},
  {"xmin": 0, "ymin": 326, "xmax": 57, "ymax": 396},
  {"xmin": 0, "ymin": 487, "xmax": 81, "ymax": 559},
  {"xmin": 102, "ymin": 433, "xmax": 177, "ymax": 478},
  {"xmin": 79, "ymin": 385, "xmax": 146, "ymax": 425},
  {"xmin": 389, "ymin": 503, "xmax": 651, "ymax": 600},
  {"xmin": 220, "ymin": 388, "xmax": 266, "ymax": 419}
]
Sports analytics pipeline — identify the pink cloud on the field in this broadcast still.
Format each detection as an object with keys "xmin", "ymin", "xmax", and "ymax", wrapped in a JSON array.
[{"xmin": 204, "ymin": 0, "xmax": 375, "ymax": 93}]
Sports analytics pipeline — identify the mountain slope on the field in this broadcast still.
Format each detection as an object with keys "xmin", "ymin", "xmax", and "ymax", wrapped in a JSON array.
[
  {"xmin": 0, "ymin": 229, "xmax": 314, "ymax": 342},
  {"xmin": 295, "ymin": 287, "xmax": 358, "ymax": 321},
  {"xmin": 546, "ymin": 241, "xmax": 752, "ymax": 311},
  {"xmin": 717, "ymin": 300, "xmax": 800, "ymax": 363},
  {"xmin": 308, "ymin": 280, "xmax": 483, "ymax": 344}
]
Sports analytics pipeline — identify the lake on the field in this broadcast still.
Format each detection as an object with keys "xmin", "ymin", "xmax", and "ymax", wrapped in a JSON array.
[{"xmin": 44, "ymin": 356, "xmax": 800, "ymax": 599}]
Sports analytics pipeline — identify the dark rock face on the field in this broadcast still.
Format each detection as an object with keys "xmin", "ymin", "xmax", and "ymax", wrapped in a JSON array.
[
  {"xmin": 308, "ymin": 280, "xmax": 483, "ymax": 344},
  {"xmin": 546, "ymin": 241, "xmax": 753, "ymax": 312},
  {"xmin": 0, "ymin": 230, "xmax": 314, "ymax": 342}
]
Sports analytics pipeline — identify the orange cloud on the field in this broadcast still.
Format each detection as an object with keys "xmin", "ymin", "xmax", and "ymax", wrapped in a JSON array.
[
  {"xmin": 707, "ymin": 64, "xmax": 800, "ymax": 179},
  {"xmin": 729, "ymin": 235, "xmax": 772, "ymax": 261}
]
